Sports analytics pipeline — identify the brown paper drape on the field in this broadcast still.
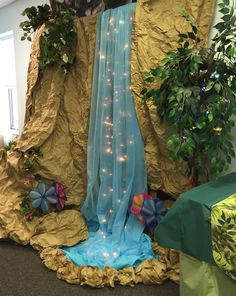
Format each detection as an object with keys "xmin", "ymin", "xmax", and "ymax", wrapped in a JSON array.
[
  {"xmin": 0, "ymin": 15, "xmax": 98, "ymax": 247},
  {"xmin": 131, "ymin": 0, "xmax": 216, "ymax": 196}
]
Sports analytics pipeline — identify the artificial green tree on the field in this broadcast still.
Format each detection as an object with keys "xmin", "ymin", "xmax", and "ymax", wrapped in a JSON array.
[{"xmin": 142, "ymin": 0, "xmax": 236, "ymax": 185}]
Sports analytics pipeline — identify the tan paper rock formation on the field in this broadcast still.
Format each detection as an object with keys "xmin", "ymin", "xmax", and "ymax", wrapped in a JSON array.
[
  {"xmin": 0, "ymin": 15, "xmax": 98, "ymax": 246},
  {"xmin": 0, "ymin": 0, "xmax": 215, "ymax": 288}
]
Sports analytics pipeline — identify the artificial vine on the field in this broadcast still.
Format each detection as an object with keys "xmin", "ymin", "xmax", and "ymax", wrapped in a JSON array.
[
  {"xmin": 18, "ymin": 147, "xmax": 67, "ymax": 221},
  {"xmin": 20, "ymin": 4, "xmax": 77, "ymax": 74},
  {"xmin": 3, "ymin": 142, "xmax": 67, "ymax": 221},
  {"xmin": 19, "ymin": 147, "xmax": 43, "ymax": 220},
  {"xmin": 142, "ymin": 0, "xmax": 236, "ymax": 185}
]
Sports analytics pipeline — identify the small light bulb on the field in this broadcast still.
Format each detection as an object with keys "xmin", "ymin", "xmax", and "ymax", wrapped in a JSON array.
[
  {"xmin": 118, "ymin": 156, "xmax": 126, "ymax": 162},
  {"xmin": 119, "ymin": 20, "xmax": 124, "ymax": 24},
  {"xmin": 109, "ymin": 17, "xmax": 114, "ymax": 24},
  {"xmin": 102, "ymin": 218, "xmax": 107, "ymax": 223},
  {"xmin": 104, "ymin": 121, "xmax": 113, "ymax": 127},
  {"xmin": 105, "ymin": 147, "xmax": 112, "ymax": 154},
  {"xmin": 103, "ymin": 251, "xmax": 109, "ymax": 257}
]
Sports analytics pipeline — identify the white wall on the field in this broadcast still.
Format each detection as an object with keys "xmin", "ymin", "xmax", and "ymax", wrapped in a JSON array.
[
  {"xmin": 0, "ymin": 0, "xmax": 235, "ymax": 172},
  {"xmin": 0, "ymin": 0, "xmax": 49, "ymax": 133}
]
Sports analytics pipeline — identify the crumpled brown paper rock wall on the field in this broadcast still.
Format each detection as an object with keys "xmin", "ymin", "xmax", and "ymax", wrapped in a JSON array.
[
  {"xmin": 0, "ymin": 15, "xmax": 98, "ymax": 246},
  {"xmin": 0, "ymin": 0, "xmax": 215, "ymax": 288},
  {"xmin": 131, "ymin": 0, "xmax": 216, "ymax": 196}
]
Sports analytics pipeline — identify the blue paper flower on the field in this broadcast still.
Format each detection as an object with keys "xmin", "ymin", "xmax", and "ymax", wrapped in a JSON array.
[
  {"xmin": 140, "ymin": 197, "xmax": 168, "ymax": 229},
  {"xmin": 29, "ymin": 182, "xmax": 57, "ymax": 213},
  {"xmin": 131, "ymin": 193, "xmax": 168, "ymax": 229}
]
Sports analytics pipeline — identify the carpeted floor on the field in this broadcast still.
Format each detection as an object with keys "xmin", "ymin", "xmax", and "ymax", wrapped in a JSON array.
[{"xmin": 0, "ymin": 240, "xmax": 179, "ymax": 296}]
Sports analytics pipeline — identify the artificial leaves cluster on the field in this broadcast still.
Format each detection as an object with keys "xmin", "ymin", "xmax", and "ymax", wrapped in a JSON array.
[
  {"xmin": 19, "ymin": 147, "xmax": 43, "ymax": 220},
  {"xmin": 142, "ymin": 0, "xmax": 236, "ymax": 184},
  {"xmin": 20, "ymin": 4, "xmax": 77, "ymax": 74}
]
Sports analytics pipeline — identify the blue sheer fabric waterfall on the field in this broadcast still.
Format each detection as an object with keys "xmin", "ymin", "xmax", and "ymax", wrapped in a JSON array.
[{"xmin": 62, "ymin": 3, "xmax": 156, "ymax": 269}]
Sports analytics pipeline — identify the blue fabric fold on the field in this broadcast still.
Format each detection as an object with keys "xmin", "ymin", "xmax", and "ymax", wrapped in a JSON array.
[{"xmin": 62, "ymin": 3, "xmax": 156, "ymax": 270}]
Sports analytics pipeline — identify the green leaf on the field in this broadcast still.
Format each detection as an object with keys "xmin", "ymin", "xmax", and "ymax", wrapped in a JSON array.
[
  {"xmin": 192, "ymin": 26, "xmax": 197, "ymax": 35},
  {"xmin": 229, "ymin": 149, "xmax": 236, "ymax": 158},
  {"xmin": 232, "ymin": 108, "xmax": 236, "ymax": 116},
  {"xmin": 223, "ymin": 0, "xmax": 229, "ymax": 5},
  {"xmin": 140, "ymin": 88, "xmax": 147, "ymax": 95},
  {"xmin": 167, "ymin": 139, "xmax": 174, "ymax": 147},
  {"xmin": 167, "ymin": 52, "xmax": 177, "ymax": 58},
  {"xmin": 214, "ymin": 22, "xmax": 225, "ymax": 30},
  {"xmin": 205, "ymin": 81, "xmax": 214, "ymax": 91},
  {"xmin": 187, "ymin": 137, "xmax": 196, "ymax": 148},
  {"xmin": 188, "ymin": 32, "xmax": 196, "ymax": 40},
  {"xmin": 145, "ymin": 76, "xmax": 155, "ymax": 83},
  {"xmin": 218, "ymin": 3, "xmax": 225, "ymax": 8},
  {"xmin": 161, "ymin": 57, "xmax": 170, "ymax": 63},
  {"xmin": 214, "ymin": 83, "xmax": 221, "ymax": 93},
  {"xmin": 169, "ymin": 109, "xmax": 176, "ymax": 118},
  {"xmin": 184, "ymin": 89, "xmax": 192, "ymax": 98},
  {"xmin": 208, "ymin": 113, "xmax": 213, "ymax": 122},
  {"xmin": 220, "ymin": 8, "xmax": 230, "ymax": 14},
  {"xmin": 179, "ymin": 33, "xmax": 188, "ymax": 39},
  {"xmin": 184, "ymin": 41, "xmax": 189, "ymax": 48}
]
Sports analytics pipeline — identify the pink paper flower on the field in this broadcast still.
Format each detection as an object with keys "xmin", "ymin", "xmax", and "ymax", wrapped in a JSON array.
[{"xmin": 54, "ymin": 182, "xmax": 67, "ymax": 211}]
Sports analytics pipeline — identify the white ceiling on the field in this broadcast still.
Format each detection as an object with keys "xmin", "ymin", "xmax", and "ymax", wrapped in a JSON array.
[{"xmin": 0, "ymin": 0, "xmax": 16, "ymax": 9}]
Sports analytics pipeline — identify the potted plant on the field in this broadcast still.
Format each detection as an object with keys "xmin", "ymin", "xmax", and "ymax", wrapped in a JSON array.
[{"xmin": 141, "ymin": 0, "xmax": 236, "ymax": 185}]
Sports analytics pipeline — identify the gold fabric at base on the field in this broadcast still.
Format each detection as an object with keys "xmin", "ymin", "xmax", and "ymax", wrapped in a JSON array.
[
  {"xmin": 40, "ymin": 241, "xmax": 179, "ymax": 288},
  {"xmin": 0, "ymin": 15, "xmax": 98, "ymax": 246},
  {"xmin": 131, "ymin": 0, "xmax": 216, "ymax": 196}
]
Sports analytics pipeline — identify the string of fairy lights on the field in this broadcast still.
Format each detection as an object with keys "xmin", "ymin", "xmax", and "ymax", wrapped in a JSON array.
[{"xmin": 92, "ymin": 14, "xmax": 136, "ymax": 256}]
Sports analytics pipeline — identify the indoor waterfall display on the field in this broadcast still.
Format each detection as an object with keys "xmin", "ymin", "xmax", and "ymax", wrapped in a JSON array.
[{"xmin": 62, "ymin": 3, "xmax": 156, "ymax": 269}]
